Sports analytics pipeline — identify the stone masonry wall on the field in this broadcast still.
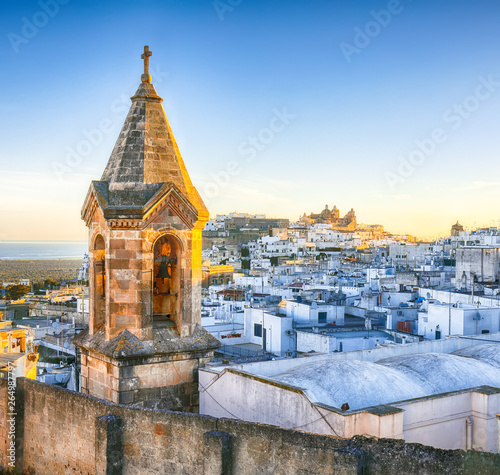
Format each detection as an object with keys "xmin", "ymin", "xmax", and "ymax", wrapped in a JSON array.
[
  {"xmin": 80, "ymin": 348, "xmax": 209, "ymax": 411},
  {"xmin": 108, "ymin": 229, "xmax": 145, "ymax": 341},
  {"xmin": 2, "ymin": 378, "xmax": 500, "ymax": 474},
  {"xmin": 0, "ymin": 379, "xmax": 8, "ymax": 469}
]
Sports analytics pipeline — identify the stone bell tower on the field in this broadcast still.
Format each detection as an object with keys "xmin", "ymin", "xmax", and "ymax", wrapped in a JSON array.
[{"xmin": 73, "ymin": 46, "xmax": 220, "ymax": 412}]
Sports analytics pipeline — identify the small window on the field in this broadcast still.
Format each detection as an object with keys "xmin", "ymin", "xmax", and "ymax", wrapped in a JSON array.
[
  {"xmin": 254, "ymin": 323, "xmax": 262, "ymax": 337},
  {"xmin": 318, "ymin": 312, "xmax": 327, "ymax": 324}
]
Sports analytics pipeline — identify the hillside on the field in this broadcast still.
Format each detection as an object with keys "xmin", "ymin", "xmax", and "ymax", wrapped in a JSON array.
[{"xmin": 0, "ymin": 259, "xmax": 82, "ymax": 284}]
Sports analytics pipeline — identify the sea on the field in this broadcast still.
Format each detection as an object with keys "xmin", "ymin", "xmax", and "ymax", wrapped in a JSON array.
[{"xmin": 0, "ymin": 241, "xmax": 87, "ymax": 260}]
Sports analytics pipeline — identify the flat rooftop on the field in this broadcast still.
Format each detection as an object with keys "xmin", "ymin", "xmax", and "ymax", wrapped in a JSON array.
[{"xmin": 297, "ymin": 329, "xmax": 392, "ymax": 339}]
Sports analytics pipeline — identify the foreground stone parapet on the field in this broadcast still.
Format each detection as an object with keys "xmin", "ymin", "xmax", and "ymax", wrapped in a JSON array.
[
  {"xmin": 5, "ymin": 378, "xmax": 500, "ymax": 475},
  {"xmin": 95, "ymin": 414, "xmax": 123, "ymax": 475}
]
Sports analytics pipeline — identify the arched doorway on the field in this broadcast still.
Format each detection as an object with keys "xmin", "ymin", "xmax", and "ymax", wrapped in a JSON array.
[{"xmin": 153, "ymin": 234, "xmax": 181, "ymax": 330}]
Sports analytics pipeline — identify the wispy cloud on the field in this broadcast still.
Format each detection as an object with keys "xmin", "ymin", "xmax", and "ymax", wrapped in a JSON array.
[
  {"xmin": 437, "ymin": 180, "xmax": 500, "ymax": 193},
  {"xmin": 468, "ymin": 181, "xmax": 500, "ymax": 190}
]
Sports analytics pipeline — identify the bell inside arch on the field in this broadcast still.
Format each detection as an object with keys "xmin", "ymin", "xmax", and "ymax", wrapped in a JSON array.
[{"xmin": 156, "ymin": 261, "xmax": 171, "ymax": 279}]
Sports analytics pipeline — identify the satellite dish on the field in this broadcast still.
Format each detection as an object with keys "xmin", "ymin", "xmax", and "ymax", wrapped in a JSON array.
[
  {"xmin": 311, "ymin": 302, "xmax": 318, "ymax": 309},
  {"xmin": 52, "ymin": 322, "xmax": 60, "ymax": 328}
]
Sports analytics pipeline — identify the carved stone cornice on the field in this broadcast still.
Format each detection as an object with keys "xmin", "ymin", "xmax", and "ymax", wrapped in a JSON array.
[{"xmin": 106, "ymin": 219, "xmax": 143, "ymax": 229}]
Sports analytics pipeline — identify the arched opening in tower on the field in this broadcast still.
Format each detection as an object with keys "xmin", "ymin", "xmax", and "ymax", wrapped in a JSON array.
[
  {"xmin": 93, "ymin": 234, "xmax": 106, "ymax": 332},
  {"xmin": 153, "ymin": 234, "xmax": 181, "ymax": 331}
]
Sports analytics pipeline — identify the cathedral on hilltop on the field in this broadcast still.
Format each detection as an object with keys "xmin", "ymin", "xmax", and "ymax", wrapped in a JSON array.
[
  {"xmin": 451, "ymin": 220, "xmax": 464, "ymax": 236},
  {"xmin": 73, "ymin": 46, "xmax": 220, "ymax": 412},
  {"xmin": 300, "ymin": 204, "xmax": 357, "ymax": 231}
]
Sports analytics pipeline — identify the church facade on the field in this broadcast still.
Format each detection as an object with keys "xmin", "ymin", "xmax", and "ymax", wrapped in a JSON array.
[{"xmin": 300, "ymin": 204, "xmax": 357, "ymax": 231}]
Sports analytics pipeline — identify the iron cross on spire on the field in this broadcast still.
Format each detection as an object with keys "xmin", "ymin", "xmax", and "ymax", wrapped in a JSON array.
[{"xmin": 141, "ymin": 45, "xmax": 152, "ymax": 83}]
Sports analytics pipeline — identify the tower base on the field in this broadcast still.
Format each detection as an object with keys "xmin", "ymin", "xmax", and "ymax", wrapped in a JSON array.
[{"xmin": 73, "ymin": 324, "xmax": 220, "ymax": 412}]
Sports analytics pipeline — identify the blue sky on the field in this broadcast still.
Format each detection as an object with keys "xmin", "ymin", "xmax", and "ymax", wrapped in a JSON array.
[{"xmin": 1, "ymin": 0, "xmax": 500, "ymax": 240}]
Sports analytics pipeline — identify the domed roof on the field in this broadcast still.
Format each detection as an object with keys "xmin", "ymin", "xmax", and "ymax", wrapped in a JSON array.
[
  {"xmin": 273, "ymin": 359, "xmax": 426, "ymax": 410},
  {"xmin": 451, "ymin": 344, "xmax": 500, "ymax": 370},
  {"xmin": 270, "ymin": 348, "xmax": 500, "ymax": 411},
  {"xmin": 320, "ymin": 206, "xmax": 331, "ymax": 218},
  {"xmin": 377, "ymin": 352, "xmax": 500, "ymax": 395}
]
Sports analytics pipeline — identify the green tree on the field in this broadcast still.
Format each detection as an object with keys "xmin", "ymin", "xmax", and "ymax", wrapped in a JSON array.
[
  {"xmin": 6, "ymin": 285, "xmax": 30, "ymax": 300},
  {"xmin": 44, "ymin": 278, "xmax": 58, "ymax": 289}
]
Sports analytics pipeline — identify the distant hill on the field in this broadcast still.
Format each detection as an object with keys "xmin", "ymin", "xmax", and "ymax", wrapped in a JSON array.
[{"xmin": 0, "ymin": 259, "xmax": 82, "ymax": 284}]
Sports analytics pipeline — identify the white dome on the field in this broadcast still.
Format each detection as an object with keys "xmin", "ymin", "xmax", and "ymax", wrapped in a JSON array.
[
  {"xmin": 271, "ymin": 348, "xmax": 500, "ymax": 411},
  {"xmin": 274, "ymin": 359, "xmax": 427, "ymax": 410},
  {"xmin": 452, "ymin": 344, "xmax": 500, "ymax": 370},
  {"xmin": 378, "ymin": 352, "xmax": 500, "ymax": 395}
]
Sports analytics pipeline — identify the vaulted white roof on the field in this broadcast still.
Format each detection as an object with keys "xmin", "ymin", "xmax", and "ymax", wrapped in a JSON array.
[{"xmin": 272, "ymin": 345, "xmax": 500, "ymax": 410}]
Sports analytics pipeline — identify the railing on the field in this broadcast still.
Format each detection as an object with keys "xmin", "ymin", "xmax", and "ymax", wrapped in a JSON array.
[{"xmin": 216, "ymin": 345, "xmax": 269, "ymax": 358}]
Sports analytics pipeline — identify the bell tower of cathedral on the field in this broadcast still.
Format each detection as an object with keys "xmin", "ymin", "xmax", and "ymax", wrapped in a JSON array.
[{"xmin": 74, "ymin": 46, "xmax": 220, "ymax": 411}]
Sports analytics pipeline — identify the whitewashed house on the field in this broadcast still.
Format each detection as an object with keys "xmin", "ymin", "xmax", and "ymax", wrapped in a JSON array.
[{"xmin": 418, "ymin": 302, "xmax": 500, "ymax": 339}]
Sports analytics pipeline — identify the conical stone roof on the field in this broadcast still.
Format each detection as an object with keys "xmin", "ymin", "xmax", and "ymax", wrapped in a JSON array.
[{"xmin": 99, "ymin": 79, "xmax": 207, "ymax": 217}]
